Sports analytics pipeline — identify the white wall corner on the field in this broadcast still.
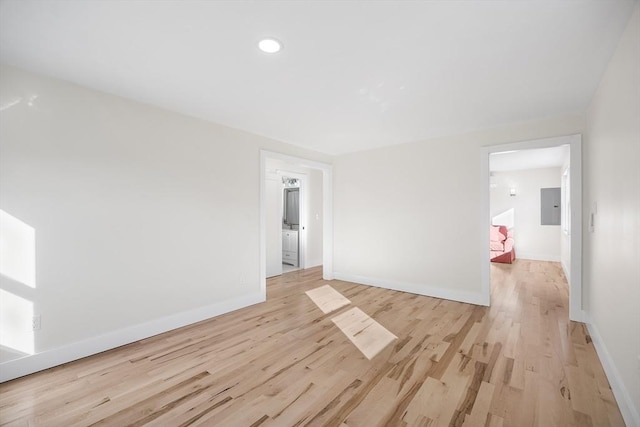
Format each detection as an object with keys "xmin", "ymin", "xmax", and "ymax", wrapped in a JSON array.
[
  {"xmin": 0, "ymin": 293, "xmax": 264, "ymax": 383},
  {"xmin": 332, "ymin": 272, "xmax": 489, "ymax": 307},
  {"xmin": 583, "ymin": 312, "xmax": 640, "ymax": 427}
]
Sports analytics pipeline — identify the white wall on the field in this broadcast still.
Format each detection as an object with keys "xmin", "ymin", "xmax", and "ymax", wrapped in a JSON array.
[
  {"xmin": 264, "ymin": 159, "xmax": 323, "ymax": 273},
  {"xmin": 0, "ymin": 65, "xmax": 331, "ymax": 378},
  {"xmin": 333, "ymin": 114, "xmax": 584, "ymax": 305},
  {"xmin": 490, "ymin": 167, "xmax": 561, "ymax": 262},
  {"xmin": 306, "ymin": 169, "xmax": 324, "ymax": 268},
  {"xmin": 583, "ymin": 5, "xmax": 640, "ymax": 426},
  {"xmin": 265, "ymin": 173, "xmax": 283, "ymax": 278}
]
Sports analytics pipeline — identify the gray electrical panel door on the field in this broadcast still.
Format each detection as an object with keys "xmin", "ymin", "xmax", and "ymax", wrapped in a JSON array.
[{"xmin": 541, "ymin": 187, "xmax": 561, "ymax": 225}]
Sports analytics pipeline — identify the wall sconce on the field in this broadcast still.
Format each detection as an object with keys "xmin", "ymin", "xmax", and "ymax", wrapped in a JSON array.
[{"xmin": 509, "ymin": 188, "xmax": 517, "ymax": 197}]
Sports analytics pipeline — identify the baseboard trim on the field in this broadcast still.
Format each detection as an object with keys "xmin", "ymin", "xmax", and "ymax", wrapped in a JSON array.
[
  {"xmin": 0, "ymin": 293, "xmax": 265, "ymax": 383},
  {"xmin": 517, "ymin": 252, "xmax": 561, "ymax": 262},
  {"xmin": 304, "ymin": 259, "xmax": 323, "ymax": 269},
  {"xmin": 584, "ymin": 312, "xmax": 640, "ymax": 427},
  {"xmin": 332, "ymin": 272, "xmax": 489, "ymax": 306}
]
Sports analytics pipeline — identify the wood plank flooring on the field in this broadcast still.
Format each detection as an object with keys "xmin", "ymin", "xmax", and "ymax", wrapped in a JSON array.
[{"xmin": 0, "ymin": 261, "xmax": 626, "ymax": 426}]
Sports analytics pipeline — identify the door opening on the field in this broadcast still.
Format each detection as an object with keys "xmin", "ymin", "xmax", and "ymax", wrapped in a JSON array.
[
  {"xmin": 260, "ymin": 151, "xmax": 333, "ymax": 299},
  {"xmin": 481, "ymin": 135, "xmax": 583, "ymax": 321},
  {"xmin": 279, "ymin": 172, "xmax": 305, "ymax": 275}
]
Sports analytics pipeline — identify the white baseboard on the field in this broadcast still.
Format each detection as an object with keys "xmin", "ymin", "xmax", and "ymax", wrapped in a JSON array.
[
  {"xmin": 517, "ymin": 252, "xmax": 561, "ymax": 262},
  {"xmin": 304, "ymin": 258, "xmax": 323, "ymax": 269},
  {"xmin": 332, "ymin": 272, "xmax": 489, "ymax": 306},
  {"xmin": 584, "ymin": 312, "xmax": 640, "ymax": 427},
  {"xmin": 0, "ymin": 293, "xmax": 264, "ymax": 383}
]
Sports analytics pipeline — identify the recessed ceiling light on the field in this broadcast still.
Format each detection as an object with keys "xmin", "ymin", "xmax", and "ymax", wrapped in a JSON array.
[{"xmin": 258, "ymin": 38, "xmax": 282, "ymax": 54}]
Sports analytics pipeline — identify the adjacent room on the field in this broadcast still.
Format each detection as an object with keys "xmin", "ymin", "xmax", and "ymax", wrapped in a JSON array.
[
  {"xmin": 0, "ymin": 1, "xmax": 638, "ymax": 426},
  {"xmin": 489, "ymin": 143, "xmax": 571, "ymax": 268}
]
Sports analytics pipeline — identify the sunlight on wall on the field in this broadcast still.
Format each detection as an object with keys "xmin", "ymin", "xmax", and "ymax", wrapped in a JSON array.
[
  {"xmin": 492, "ymin": 208, "xmax": 515, "ymax": 229},
  {"xmin": 0, "ymin": 209, "xmax": 37, "ymax": 357},
  {"xmin": 0, "ymin": 209, "xmax": 36, "ymax": 288},
  {"xmin": 0, "ymin": 289, "xmax": 34, "ymax": 355}
]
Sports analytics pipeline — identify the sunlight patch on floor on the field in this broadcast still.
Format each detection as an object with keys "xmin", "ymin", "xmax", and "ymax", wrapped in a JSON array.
[
  {"xmin": 305, "ymin": 284, "xmax": 351, "ymax": 314},
  {"xmin": 332, "ymin": 307, "xmax": 397, "ymax": 360}
]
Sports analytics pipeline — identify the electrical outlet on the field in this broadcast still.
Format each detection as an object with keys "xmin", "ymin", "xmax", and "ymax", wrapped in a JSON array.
[{"xmin": 32, "ymin": 315, "xmax": 41, "ymax": 331}]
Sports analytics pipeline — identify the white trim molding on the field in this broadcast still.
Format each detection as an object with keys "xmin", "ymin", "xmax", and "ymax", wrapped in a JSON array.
[
  {"xmin": 0, "ymin": 293, "xmax": 264, "ymax": 383},
  {"xmin": 333, "ymin": 272, "xmax": 489, "ymax": 307},
  {"xmin": 584, "ymin": 313, "xmax": 640, "ymax": 427}
]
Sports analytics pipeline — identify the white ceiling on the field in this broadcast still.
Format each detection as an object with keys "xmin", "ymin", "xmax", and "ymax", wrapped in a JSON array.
[
  {"xmin": 0, "ymin": 1, "xmax": 636, "ymax": 155},
  {"xmin": 490, "ymin": 145, "xmax": 569, "ymax": 172}
]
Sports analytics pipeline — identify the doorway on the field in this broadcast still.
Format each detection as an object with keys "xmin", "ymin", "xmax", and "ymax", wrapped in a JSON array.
[
  {"xmin": 269, "ymin": 170, "xmax": 306, "ymax": 276},
  {"xmin": 259, "ymin": 151, "xmax": 333, "ymax": 299},
  {"xmin": 480, "ymin": 135, "xmax": 583, "ymax": 321}
]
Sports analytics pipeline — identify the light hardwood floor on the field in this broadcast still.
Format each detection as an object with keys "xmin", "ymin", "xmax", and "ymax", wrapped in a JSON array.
[{"xmin": 0, "ymin": 261, "xmax": 625, "ymax": 426}]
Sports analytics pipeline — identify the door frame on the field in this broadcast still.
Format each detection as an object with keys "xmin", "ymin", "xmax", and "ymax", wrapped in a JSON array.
[
  {"xmin": 259, "ymin": 150, "xmax": 333, "ymax": 298},
  {"xmin": 480, "ymin": 134, "xmax": 583, "ymax": 321}
]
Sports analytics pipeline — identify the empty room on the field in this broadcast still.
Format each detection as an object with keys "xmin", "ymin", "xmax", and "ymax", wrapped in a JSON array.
[{"xmin": 0, "ymin": 1, "xmax": 638, "ymax": 426}]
